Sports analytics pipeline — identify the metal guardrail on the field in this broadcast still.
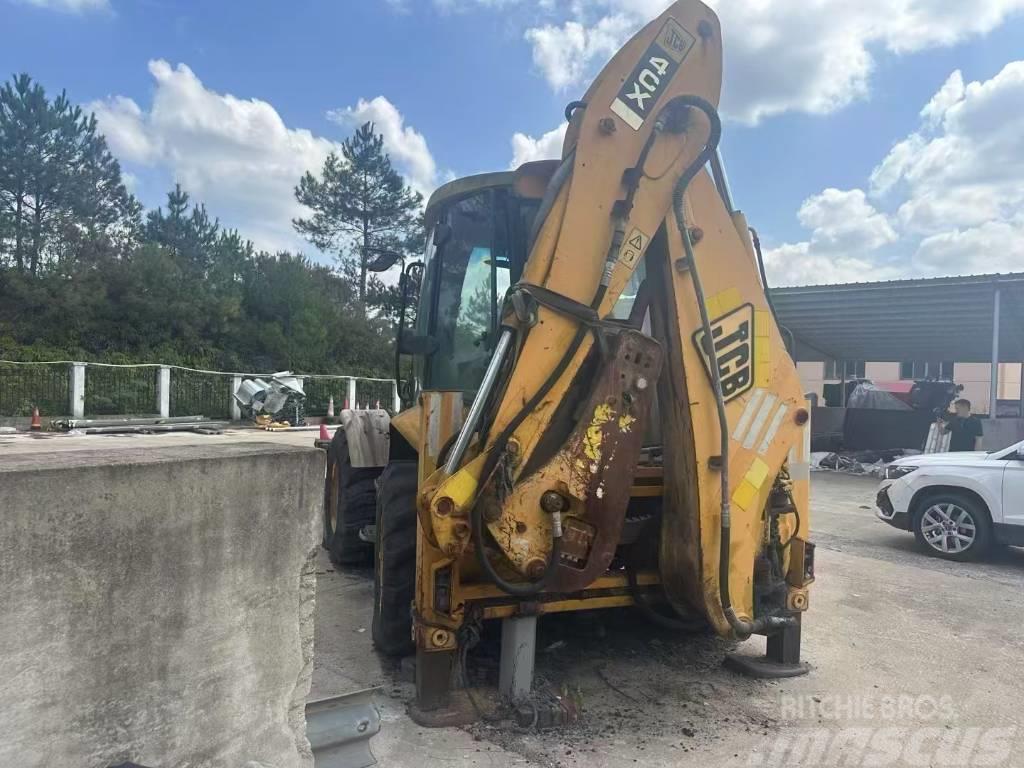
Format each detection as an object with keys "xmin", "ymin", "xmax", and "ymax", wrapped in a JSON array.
[
  {"xmin": 306, "ymin": 688, "xmax": 381, "ymax": 768},
  {"xmin": 0, "ymin": 362, "xmax": 69, "ymax": 417},
  {"xmin": 0, "ymin": 360, "xmax": 398, "ymax": 420},
  {"xmin": 84, "ymin": 365, "xmax": 157, "ymax": 416}
]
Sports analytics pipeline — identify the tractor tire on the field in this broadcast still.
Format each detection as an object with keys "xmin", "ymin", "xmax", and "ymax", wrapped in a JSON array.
[
  {"xmin": 372, "ymin": 460, "xmax": 418, "ymax": 657},
  {"xmin": 323, "ymin": 428, "xmax": 382, "ymax": 566}
]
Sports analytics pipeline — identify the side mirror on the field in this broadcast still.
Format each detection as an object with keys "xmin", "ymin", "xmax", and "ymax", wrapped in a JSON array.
[{"xmin": 398, "ymin": 334, "xmax": 438, "ymax": 356}]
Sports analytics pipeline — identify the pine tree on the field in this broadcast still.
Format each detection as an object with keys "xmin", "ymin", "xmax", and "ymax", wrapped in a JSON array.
[
  {"xmin": 0, "ymin": 73, "xmax": 140, "ymax": 274},
  {"xmin": 293, "ymin": 122, "xmax": 423, "ymax": 308}
]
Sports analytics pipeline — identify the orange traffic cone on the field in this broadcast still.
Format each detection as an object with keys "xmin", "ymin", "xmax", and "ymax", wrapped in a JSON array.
[
  {"xmin": 30, "ymin": 406, "xmax": 42, "ymax": 431},
  {"xmin": 319, "ymin": 423, "xmax": 330, "ymax": 441},
  {"xmin": 343, "ymin": 398, "xmax": 350, "ymax": 411},
  {"xmin": 327, "ymin": 396, "xmax": 335, "ymax": 419}
]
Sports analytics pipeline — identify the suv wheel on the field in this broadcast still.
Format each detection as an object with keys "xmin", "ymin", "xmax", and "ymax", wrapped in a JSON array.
[{"xmin": 913, "ymin": 492, "xmax": 991, "ymax": 562}]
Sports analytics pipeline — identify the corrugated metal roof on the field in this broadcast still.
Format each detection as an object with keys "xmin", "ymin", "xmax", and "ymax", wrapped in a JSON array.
[{"xmin": 769, "ymin": 272, "xmax": 1024, "ymax": 363}]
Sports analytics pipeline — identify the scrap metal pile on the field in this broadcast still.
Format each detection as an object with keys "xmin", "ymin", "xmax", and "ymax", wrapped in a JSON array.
[{"xmin": 233, "ymin": 372, "xmax": 306, "ymax": 428}]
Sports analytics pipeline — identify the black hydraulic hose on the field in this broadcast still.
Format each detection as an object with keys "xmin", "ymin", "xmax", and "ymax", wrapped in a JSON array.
[
  {"xmin": 749, "ymin": 227, "xmax": 776, "ymax": 320},
  {"xmin": 472, "ymin": 490, "xmax": 564, "ymax": 596},
  {"xmin": 749, "ymin": 228, "xmax": 794, "ymax": 358},
  {"xmin": 564, "ymin": 100, "xmax": 587, "ymax": 122},
  {"xmin": 529, "ymin": 149, "xmax": 575, "ymax": 252},
  {"xmin": 471, "ymin": 149, "xmax": 583, "ymax": 596},
  {"xmin": 670, "ymin": 97, "xmax": 792, "ymax": 638},
  {"xmin": 626, "ymin": 566, "xmax": 707, "ymax": 632},
  {"xmin": 471, "ymin": 97, "xmax": 720, "ymax": 599}
]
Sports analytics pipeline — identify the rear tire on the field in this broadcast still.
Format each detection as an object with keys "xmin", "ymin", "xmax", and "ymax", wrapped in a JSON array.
[
  {"xmin": 372, "ymin": 460, "xmax": 418, "ymax": 657},
  {"xmin": 912, "ymin": 491, "xmax": 992, "ymax": 562},
  {"xmin": 323, "ymin": 429, "xmax": 382, "ymax": 566}
]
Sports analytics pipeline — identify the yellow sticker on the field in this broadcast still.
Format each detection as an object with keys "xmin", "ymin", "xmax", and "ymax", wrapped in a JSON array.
[{"xmin": 618, "ymin": 227, "xmax": 649, "ymax": 267}]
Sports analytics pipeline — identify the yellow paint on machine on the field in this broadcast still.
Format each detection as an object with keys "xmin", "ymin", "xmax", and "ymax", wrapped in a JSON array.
[
  {"xmin": 731, "ymin": 456, "xmax": 771, "ymax": 512},
  {"xmin": 705, "ymin": 286, "xmax": 742, "ymax": 319},
  {"xmin": 584, "ymin": 403, "xmax": 615, "ymax": 464},
  {"xmin": 755, "ymin": 309, "xmax": 772, "ymax": 387}
]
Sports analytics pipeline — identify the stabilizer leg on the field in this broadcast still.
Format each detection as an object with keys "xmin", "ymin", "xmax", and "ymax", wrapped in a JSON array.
[{"xmin": 724, "ymin": 617, "xmax": 810, "ymax": 679}]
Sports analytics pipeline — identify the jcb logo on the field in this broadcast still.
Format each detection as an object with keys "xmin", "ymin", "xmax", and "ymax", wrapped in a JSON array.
[
  {"xmin": 610, "ymin": 18, "xmax": 695, "ymax": 131},
  {"xmin": 693, "ymin": 304, "xmax": 754, "ymax": 402}
]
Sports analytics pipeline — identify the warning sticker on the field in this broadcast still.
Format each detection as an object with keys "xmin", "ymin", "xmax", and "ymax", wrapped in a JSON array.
[{"xmin": 618, "ymin": 227, "xmax": 649, "ymax": 267}]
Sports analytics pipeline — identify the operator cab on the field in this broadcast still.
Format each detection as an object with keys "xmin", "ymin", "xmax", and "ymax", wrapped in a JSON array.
[
  {"xmin": 396, "ymin": 160, "xmax": 647, "ymax": 405},
  {"xmin": 393, "ymin": 164, "xmax": 549, "ymax": 402}
]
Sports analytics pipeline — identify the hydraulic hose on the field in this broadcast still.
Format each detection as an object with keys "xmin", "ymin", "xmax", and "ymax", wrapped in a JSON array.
[
  {"xmin": 626, "ymin": 566, "xmax": 707, "ymax": 633},
  {"xmin": 471, "ymin": 149, "xmax": 583, "ymax": 596},
  {"xmin": 667, "ymin": 96, "xmax": 790, "ymax": 639},
  {"xmin": 469, "ymin": 104, "xmax": 664, "ymax": 596},
  {"xmin": 749, "ymin": 226, "xmax": 796, "ymax": 357}
]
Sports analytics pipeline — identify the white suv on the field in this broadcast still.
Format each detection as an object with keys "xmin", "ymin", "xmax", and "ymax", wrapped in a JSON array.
[{"xmin": 876, "ymin": 439, "xmax": 1024, "ymax": 561}]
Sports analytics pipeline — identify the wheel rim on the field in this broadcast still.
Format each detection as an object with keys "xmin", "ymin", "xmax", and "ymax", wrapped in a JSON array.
[
  {"xmin": 921, "ymin": 502, "xmax": 976, "ymax": 554},
  {"xmin": 328, "ymin": 464, "xmax": 339, "ymax": 533}
]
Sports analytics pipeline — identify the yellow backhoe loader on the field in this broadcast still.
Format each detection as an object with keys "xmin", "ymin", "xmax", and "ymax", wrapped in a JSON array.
[{"xmin": 323, "ymin": 0, "xmax": 814, "ymax": 722}]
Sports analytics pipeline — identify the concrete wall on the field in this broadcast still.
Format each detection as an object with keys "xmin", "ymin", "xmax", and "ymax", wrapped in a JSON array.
[{"xmin": 0, "ymin": 441, "xmax": 323, "ymax": 768}]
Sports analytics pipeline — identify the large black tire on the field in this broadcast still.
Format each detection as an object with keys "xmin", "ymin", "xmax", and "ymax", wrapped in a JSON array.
[
  {"xmin": 912, "ymin": 490, "xmax": 992, "ymax": 562},
  {"xmin": 323, "ymin": 429, "xmax": 382, "ymax": 566},
  {"xmin": 372, "ymin": 460, "xmax": 418, "ymax": 657}
]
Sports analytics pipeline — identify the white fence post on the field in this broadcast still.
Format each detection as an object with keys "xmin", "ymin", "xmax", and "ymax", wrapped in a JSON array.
[
  {"xmin": 156, "ymin": 366, "xmax": 171, "ymax": 418},
  {"xmin": 70, "ymin": 363, "xmax": 86, "ymax": 419},
  {"xmin": 230, "ymin": 376, "xmax": 242, "ymax": 421},
  {"xmin": 347, "ymin": 378, "xmax": 357, "ymax": 411}
]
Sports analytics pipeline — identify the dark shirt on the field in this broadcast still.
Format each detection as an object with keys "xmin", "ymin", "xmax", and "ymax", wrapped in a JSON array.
[{"xmin": 943, "ymin": 414, "xmax": 983, "ymax": 452}]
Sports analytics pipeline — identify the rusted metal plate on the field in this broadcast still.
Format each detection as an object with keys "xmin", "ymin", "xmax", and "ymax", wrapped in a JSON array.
[{"xmin": 547, "ymin": 329, "xmax": 663, "ymax": 591}]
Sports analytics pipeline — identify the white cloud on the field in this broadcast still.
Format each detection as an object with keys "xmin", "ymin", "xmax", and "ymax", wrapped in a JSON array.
[
  {"xmin": 920, "ymin": 70, "xmax": 965, "ymax": 126},
  {"xmin": 525, "ymin": 16, "xmax": 636, "ymax": 92},
  {"xmin": 872, "ymin": 60, "xmax": 1024, "ymax": 236},
  {"xmin": 510, "ymin": 123, "xmax": 566, "ymax": 168},
  {"xmin": 88, "ymin": 61, "xmax": 341, "ymax": 253},
  {"xmin": 328, "ymin": 96, "xmax": 440, "ymax": 197},
  {"xmin": 514, "ymin": 0, "xmax": 1024, "ymax": 124},
  {"xmin": 762, "ymin": 241, "xmax": 906, "ymax": 287},
  {"xmin": 915, "ymin": 218, "xmax": 1024, "ymax": 274},
  {"xmin": 768, "ymin": 61, "xmax": 1024, "ymax": 284},
  {"xmin": 763, "ymin": 189, "xmax": 898, "ymax": 285},
  {"xmin": 17, "ymin": 0, "xmax": 108, "ymax": 12},
  {"xmin": 88, "ymin": 61, "xmax": 439, "ymax": 254},
  {"xmin": 797, "ymin": 189, "xmax": 897, "ymax": 252}
]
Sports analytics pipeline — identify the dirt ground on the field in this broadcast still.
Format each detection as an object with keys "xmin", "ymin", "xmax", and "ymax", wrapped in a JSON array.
[{"xmin": 311, "ymin": 471, "xmax": 1024, "ymax": 767}]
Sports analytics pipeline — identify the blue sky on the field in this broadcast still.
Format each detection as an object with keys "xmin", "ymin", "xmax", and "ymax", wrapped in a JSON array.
[{"xmin": 3, "ymin": 0, "xmax": 1024, "ymax": 284}]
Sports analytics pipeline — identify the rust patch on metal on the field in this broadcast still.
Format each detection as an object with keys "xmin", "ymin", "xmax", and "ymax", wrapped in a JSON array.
[{"xmin": 549, "ymin": 329, "xmax": 663, "ymax": 591}]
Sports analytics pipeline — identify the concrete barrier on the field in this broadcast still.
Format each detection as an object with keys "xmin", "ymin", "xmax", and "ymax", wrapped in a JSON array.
[{"xmin": 0, "ymin": 440, "xmax": 323, "ymax": 768}]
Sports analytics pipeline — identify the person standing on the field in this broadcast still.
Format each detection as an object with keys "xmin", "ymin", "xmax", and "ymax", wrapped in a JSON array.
[{"xmin": 938, "ymin": 398, "xmax": 985, "ymax": 452}]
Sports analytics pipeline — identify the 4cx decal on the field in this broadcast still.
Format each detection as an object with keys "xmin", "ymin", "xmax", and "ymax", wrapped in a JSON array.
[
  {"xmin": 692, "ymin": 303, "xmax": 754, "ymax": 402},
  {"xmin": 610, "ymin": 18, "xmax": 696, "ymax": 131}
]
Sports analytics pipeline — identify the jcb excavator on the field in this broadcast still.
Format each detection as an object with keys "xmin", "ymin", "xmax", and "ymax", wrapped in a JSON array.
[{"xmin": 323, "ymin": 0, "xmax": 814, "ymax": 720}]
